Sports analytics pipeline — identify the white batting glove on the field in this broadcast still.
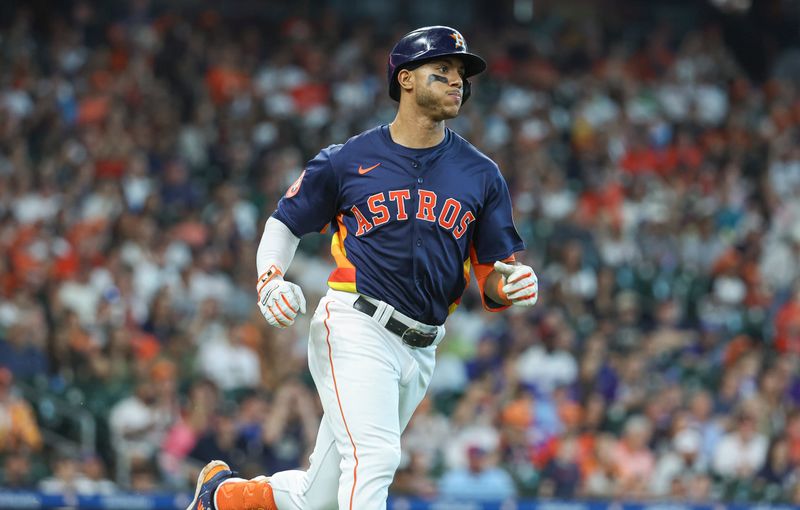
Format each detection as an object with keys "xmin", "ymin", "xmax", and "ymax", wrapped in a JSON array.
[
  {"xmin": 493, "ymin": 261, "xmax": 539, "ymax": 307},
  {"xmin": 257, "ymin": 265, "xmax": 306, "ymax": 328}
]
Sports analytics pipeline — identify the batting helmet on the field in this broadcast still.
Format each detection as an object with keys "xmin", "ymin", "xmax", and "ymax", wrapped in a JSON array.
[{"xmin": 387, "ymin": 26, "xmax": 487, "ymax": 103}]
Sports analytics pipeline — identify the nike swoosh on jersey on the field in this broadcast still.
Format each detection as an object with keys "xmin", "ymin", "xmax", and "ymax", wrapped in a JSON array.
[{"xmin": 358, "ymin": 163, "xmax": 381, "ymax": 174}]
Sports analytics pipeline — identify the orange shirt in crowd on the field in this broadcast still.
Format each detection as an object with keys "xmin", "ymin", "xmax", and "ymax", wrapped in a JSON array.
[
  {"xmin": 0, "ymin": 369, "xmax": 43, "ymax": 453},
  {"xmin": 775, "ymin": 299, "xmax": 800, "ymax": 353},
  {"xmin": 0, "ymin": 399, "xmax": 43, "ymax": 453},
  {"xmin": 206, "ymin": 66, "xmax": 250, "ymax": 105}
]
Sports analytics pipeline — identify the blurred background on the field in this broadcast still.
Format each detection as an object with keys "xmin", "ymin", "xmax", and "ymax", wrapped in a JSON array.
[{"xmin": 1, "ymin": 0, "xmax": 800, "ymax": 507}]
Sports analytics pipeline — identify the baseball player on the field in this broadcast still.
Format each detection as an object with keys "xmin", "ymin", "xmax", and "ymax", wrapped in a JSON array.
[{"xmin": 187, "ymin": 25, "xmax": 538, "ymax": 510}]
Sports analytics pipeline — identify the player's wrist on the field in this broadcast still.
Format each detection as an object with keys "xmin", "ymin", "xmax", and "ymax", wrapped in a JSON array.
[
  {"xmin": 257, "ymin": 264, "xmax": 284, "ymax": 297},
  {"xmin": 483, "ymin": 269, "xmax": 511, "ymax": 306}
]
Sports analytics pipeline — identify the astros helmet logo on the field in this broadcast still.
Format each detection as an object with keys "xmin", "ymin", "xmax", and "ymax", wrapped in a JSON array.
[{"xmin": 450, "ymin": 32, "xmax": 465, "ymax": 49}]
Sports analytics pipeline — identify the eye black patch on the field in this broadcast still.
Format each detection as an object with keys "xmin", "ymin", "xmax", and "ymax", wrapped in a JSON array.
[{"xmin": 428, "ymin": 74, "xmax": 449, "ymax": 85}]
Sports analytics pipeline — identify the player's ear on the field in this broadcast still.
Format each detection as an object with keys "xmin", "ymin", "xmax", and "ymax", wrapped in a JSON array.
[{"xmin": 397, "ymin": 68, "xmax": 414, "ymax": 95}]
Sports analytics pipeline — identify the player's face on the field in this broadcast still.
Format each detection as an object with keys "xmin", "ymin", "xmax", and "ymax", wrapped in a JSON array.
[{"xmin": 412, "ymin": 57, "xmax": 466, "ymax": 121}]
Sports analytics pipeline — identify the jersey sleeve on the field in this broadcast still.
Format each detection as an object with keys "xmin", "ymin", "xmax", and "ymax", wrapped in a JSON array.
[
  {"xmin": 471, "ymin": 167, "xmax": 526, "ymax": 264},
  {"xmin": 272, "ymin": 146, "xmax": 340, "ymax": 237}
]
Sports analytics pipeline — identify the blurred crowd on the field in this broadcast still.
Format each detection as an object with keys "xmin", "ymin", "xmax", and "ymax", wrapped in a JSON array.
[{"xmin": 1, "ymin": 0, "xmax": 800, "ymax": 504}]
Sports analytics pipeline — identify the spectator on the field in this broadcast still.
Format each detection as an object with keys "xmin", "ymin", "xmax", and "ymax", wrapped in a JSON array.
[
  {"xmin": 0, "ymin": 298, "xmax": 47, "ymax": 381},
  {"xmin": 0, "ymin": 367, "xmax": 42, "ymax": 454},
  {"xmin": 197, "ymin": 322, "xmax": 261, "ymax": 393},
  {"xmin": 108, "ymin": 380, "xmax": 168, "ymax": 484},
  {"xmin": 713, "ymin": 410, "xmax": 769, "ymax": 480},
  {"xmin": 648, "ymin": 299, "xmax": 693, "ymax": 357},
  {"xmin": 516, "ymin": 310, "xmax": 578, "ymax": 394},
  {"xmin": 611, "ymin": 415, "xmax": 655, "ymax": 499},
  {"xmin": 187, "ymin": 403, "xmax": 248, "ymax": 468},
  {"xmin": 443, "ymin": 379, "xmax": 502, "ymax": 470},
  {"xmin": 539, "ymin": 435, "xmax": 582, "ymax": 499},
  {"xmin": 55, "ymin": 263, "xmax": 105, "ymax": 327},
  {"xmin": 401, "ymin": 395, "xmax": 451, "ymax": 476},
  {"xmin": 160, "ymin": 378, "xmax": 219, "ymax": 486},
  {"xmin": 259, "ymin": 381, "xmax": 318, "ymax": 474},
  {"xmin": 438, "ymin": 445, "xmax": 517, "ymax": 502},
  {"xmin": 609, "ymin": 291, "xmax": 645, "ymax": 354},
  {"xmin": 787, "ymin": 411, "xmax": 800, "ymax": 466},
  {"xmin": 650, "ymin": 428, "xmax": 709, "ymax": 497},
  {"xmin": 685, "ymin": 390, "xmax": 725, "ymax": 461},
  {"xmin": 774, "ymin": 283, "xmax": 800, "ymax": 354},
  {"xmin": 129, "ymin": 460, "xmax": 161, "ymax": 493},
  {"xmin": 80, "ymin": 454, "xmax": 117, "ymax": 495},
  {"xmin": 1, "ymin": 451, "xmax": 36, "ymax": 489},
  {"xmin": 753, "ymin": 438, "xmax": 795, "ymax": 501},
  {"xmin": 391, "ymin": 451, "xmax": 438, "ymax": 500},
  {"xmin": 582, "ymin": 433, "xmax": 618, "ymax": 499},
  {"xmin": 685, "ymin": 473, "xmax": 714, "ymax": 503},
  {"xmin": 499, "ymin": 390, "xmax": 538, "ymax": 495},
  {"xmin": 39, "ymin": 450, "xmax": 96, "ymax": 496}
]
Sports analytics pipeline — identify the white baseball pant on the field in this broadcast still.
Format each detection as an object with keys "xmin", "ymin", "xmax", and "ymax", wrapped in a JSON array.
[{"xmin": 268, "ymin": 289, "xmax": 443, "ymax": 510}]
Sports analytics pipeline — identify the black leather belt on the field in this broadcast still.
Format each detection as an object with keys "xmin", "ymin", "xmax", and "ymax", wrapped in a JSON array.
[{"xmin": 352, "ymin": 296, "xmax": 438, "ymax": 348}]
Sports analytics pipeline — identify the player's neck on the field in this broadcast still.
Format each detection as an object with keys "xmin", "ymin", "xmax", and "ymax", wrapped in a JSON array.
[{"xmin": 388, "ymin": 109, "xmax": 445, "ymax": 149}]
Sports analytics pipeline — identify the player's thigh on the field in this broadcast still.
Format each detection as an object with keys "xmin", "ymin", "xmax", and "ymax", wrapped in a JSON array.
[
  {"xmin": 398, "ymin": 344, "xmax": 437, "ymax": 432},
  {"xmin": 307, "ymin": 296, "xmax": 403, "ymax": 454}
]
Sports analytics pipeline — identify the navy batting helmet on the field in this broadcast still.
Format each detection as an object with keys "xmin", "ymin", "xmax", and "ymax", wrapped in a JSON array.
[{"xmin": 387, "ymin": 26, "xmax": 487, "ymax": 103}]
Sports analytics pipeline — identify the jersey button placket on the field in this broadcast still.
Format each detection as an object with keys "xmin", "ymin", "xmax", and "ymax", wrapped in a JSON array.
[
  {"xmin": 411, "ymin": 165, "xmax": 422, "ymax": 288},
  {"xmin": 411, "ymin": 159, "xmax": 424, "ymax": 289}
]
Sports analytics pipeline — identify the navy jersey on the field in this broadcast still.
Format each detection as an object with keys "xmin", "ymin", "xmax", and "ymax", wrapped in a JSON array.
[{"xmin": 273, "ymin": 125, "xmax": 525, "ymax": 325}]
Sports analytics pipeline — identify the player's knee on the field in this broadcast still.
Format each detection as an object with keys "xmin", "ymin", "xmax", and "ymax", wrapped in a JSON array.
[{"xmin": 362, "ymin": 443, "xmax": 402, "ymax": 478}]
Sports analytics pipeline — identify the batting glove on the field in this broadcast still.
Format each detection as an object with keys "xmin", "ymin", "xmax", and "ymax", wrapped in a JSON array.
[
  {"xmin": 257, "ymin": 265, "xmax": 307, "ymax": 328},
  {"xmin": 493, "ymin": 261, "xmax": 539, "ymax": 307}
]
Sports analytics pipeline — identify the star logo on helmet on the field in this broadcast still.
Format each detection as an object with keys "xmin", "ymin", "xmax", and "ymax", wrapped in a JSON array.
[{"xmin": 450, "ymin": 32, "xmax": 465, "ymax": 49}]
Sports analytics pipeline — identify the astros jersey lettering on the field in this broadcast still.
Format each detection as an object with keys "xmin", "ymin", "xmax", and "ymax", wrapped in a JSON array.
[{"xmin": 273, "ymin": 125, "xmax": 524, "ymax": 325}]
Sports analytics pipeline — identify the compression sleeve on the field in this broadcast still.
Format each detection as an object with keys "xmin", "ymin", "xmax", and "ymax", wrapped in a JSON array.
[{"xmin": 256, "ymin": 216, "xmax": 301, "ymax": 276}]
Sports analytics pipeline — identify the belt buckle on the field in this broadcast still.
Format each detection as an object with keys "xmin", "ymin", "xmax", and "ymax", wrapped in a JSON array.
[{"xmin": 400, "ymin": 328, "xmax": 437, "ymax": 348}]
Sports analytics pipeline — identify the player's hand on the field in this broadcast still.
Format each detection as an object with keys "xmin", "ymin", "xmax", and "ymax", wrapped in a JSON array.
[
  {"xmin": 493, "ymin": 261, "xmax": 538, "ymax": 307},
  {"xmin": 258, "ymin": 276, "xmax": 306, "ymax": 328}
]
